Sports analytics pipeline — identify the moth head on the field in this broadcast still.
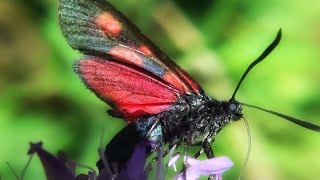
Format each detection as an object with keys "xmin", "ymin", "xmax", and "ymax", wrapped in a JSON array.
[{"xmin": 221, "ymin": 100, "xmax": 243, "ymax": 121}]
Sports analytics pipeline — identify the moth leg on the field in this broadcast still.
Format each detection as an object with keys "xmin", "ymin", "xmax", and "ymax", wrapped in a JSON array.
[
  {"xmin": 202, "ymin": 139, "xmax": 217, "ymax": 180},
  {"xmin": 202, "ymin": 139, "xmax": 215, "ymax": 158},
  {"xmin": 187, "ymin": 141, "xmax": 202, "ymax": 159},
  {"xmin": 146, "ymin": 143, "xmax": 177, "ymax": 168},
  {"xmin": 193, "ymin": 138, "xmax": 215, "ymax": 159},
  {"xmin": 193, "ymin": 149, "xmax": 204, "ymax": 159},
  {"xmin": 148, "ymin": 148, "xmax": 168, "ymax": 165}
]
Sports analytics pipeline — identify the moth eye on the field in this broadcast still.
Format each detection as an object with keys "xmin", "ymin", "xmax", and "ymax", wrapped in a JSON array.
[{"xmin": 229, "ymin": 103, "xmax": 237, "ymax": 112}]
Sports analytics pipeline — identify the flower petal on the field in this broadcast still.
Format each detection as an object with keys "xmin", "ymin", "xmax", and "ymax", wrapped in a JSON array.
[
  {"xmin": 28, "ymin": 142, "xmax": 75, "ymax": 180},
  {"xmin": 167, "ymin": 152, "xmax": 181, "ymax": 172},
  {"xmin": 113, "ymin": 141, "xmax": 152, "ymax": 180},
  {"xmin": 176, "ymin": 156, "xmax": 233, "ymax": 180},
  {"xmin": 96, "ymin": 169, "xmax": 113, "ymax": 180}
]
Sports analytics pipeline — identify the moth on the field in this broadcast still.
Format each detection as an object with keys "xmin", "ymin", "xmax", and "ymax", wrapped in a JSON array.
[{"xmin": 58, "ymin": 0, "xmax": 320, "ymax": 172}]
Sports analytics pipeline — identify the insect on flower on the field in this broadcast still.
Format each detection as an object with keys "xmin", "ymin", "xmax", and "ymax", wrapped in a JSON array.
[{"xmin": 58, "ymin": 0, "xmax": 320, "ymax": 174}]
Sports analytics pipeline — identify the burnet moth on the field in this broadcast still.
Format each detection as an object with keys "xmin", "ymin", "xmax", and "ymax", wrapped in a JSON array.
[{"xmin": 59, "ymin": 0, "xmax": 320, "ymax": 172}]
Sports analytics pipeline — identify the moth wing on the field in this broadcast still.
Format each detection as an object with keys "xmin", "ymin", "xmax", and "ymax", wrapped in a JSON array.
[
  {"xmin": 74, "ymin": 56, "xmax": 181, "ymax": 121},
  {"xmin": 59, "ymin": 0, "xmax": 203, "ymax": 94}
]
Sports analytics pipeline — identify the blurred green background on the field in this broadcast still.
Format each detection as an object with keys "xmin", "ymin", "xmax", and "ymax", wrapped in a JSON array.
[{"xmin": 0, "ymin": 0, "xmax": 319, "ymax": 179}]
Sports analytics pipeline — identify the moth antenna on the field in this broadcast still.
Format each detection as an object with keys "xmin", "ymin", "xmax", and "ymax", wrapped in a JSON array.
[
  {"xmin": 241, "ymin": 102, "xmax": 320, "ymax": 132},
  {"xmin": 230, "ymin": 29, "xmax": 282, "ymax": 100},
  {"xmin": 238, "ymin": 116, "xmax": 251, "ymax": 180}
]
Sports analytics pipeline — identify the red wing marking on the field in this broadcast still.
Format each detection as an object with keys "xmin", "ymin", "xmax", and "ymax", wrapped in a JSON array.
[
  {"xmin": 108, "ymin": 46, "xmax": 144, "ymax": 66},
  {"xmin": 75, "ymin": 56, "xmax": 181, "ymax": 122},
  {"xmin": 138, "ymin": 45, "xmax": 153, "ymax": 56},
  {"xmin": 95, "ymin": 12, "xmax": 122, "ymax": 36}
]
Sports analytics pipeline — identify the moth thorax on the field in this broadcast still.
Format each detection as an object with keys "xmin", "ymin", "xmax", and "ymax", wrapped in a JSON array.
[{"xmin": 160, "ymin": 94, "xmax": 216, "ymax": 145}]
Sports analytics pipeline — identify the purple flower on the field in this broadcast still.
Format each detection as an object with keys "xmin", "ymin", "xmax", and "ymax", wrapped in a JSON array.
[
  {"xmin": 167, "ymin": 152, "xmax": 181, "ymax": 172},
  {"xmin": 27, "ymin": 142, "xmax": 152, "ymax": 180},
  {"xmin": 28, "ymin": 142, "xmax": 76, "ymax": 180},
  {"xmin": 176, "ymin": 156, "xmax": 233, "ymax": 180},
  {"xmin": 100, "ymin": 141, "xmax": 150, "ymax": 180},
  {"xmin": 26, "ymin": 142, "xmax": 233, "ymax": 180}
]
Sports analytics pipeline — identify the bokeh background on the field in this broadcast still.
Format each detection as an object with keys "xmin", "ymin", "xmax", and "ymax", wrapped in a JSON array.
[{"xmin": 0, "ymin": 0, "xmax": 319, "ymax": 179}]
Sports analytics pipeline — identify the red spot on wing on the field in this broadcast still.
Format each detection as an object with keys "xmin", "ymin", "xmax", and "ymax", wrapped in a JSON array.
[
  {"xmin": 95, "ymin": 12, "xmax": 122, "ymax": 36},
  {"xmin": 109, "ymin": 46, "xmax": 144, "ymax": 67},
  {"xmin": 76, "ymin": 57, "xmax": 181, "ymax": 122},
  {"xmin": 109, "ymin": 46, "xmax": 197, "ymax": 93},
  {"xmin": 110, "ymin": 46, "xmax": 201, "ymax": 93},
  {"xmin": 138, "ymin": 45, "xmax": 153, "ymax": 56}
]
